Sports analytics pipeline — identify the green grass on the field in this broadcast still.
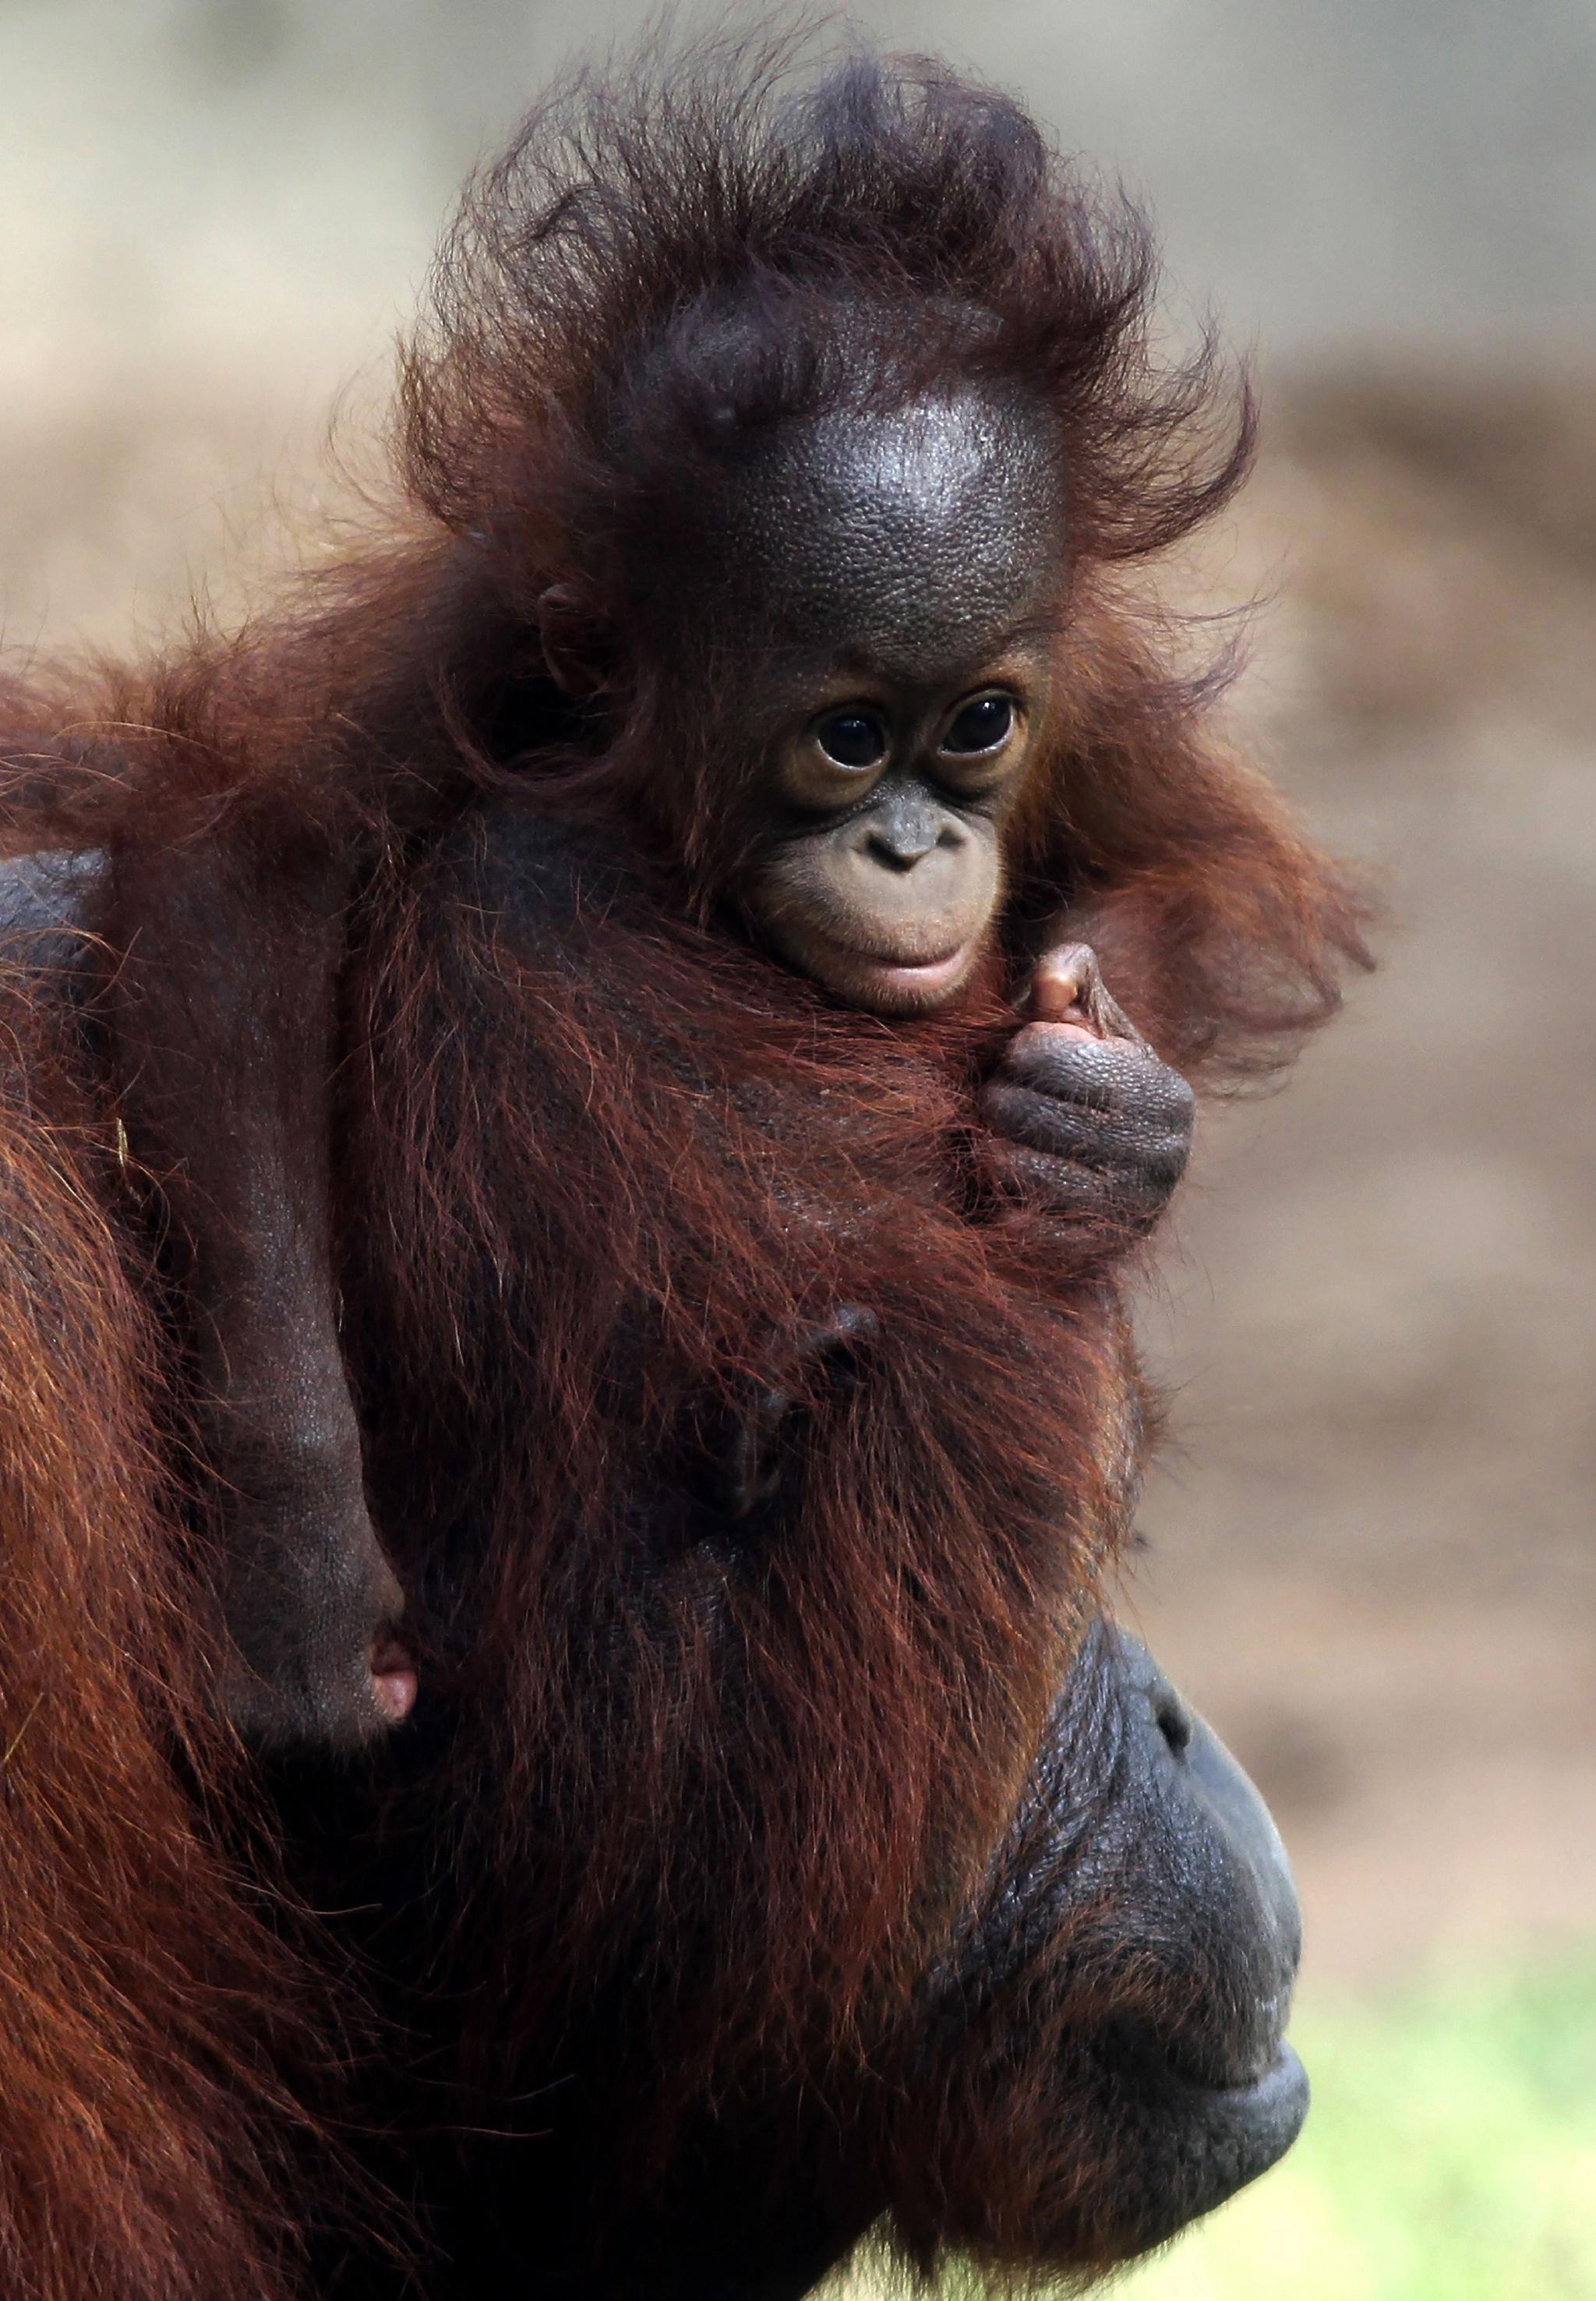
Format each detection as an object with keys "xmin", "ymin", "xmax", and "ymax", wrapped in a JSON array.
[{"xmin": 829, "ymin": 1956, "xmax": 1596, "ymax": 2301}]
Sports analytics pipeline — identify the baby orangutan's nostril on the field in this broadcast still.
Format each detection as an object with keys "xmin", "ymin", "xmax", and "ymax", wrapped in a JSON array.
[{"xmin": 867, "ymin": 830, "xmax": 930, "ymax": 870}]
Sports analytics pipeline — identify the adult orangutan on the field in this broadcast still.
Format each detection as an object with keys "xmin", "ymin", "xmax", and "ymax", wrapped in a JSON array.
[{"xmin": 0, "ymin": 36, "xmax": 1368, "ymax": 2301}]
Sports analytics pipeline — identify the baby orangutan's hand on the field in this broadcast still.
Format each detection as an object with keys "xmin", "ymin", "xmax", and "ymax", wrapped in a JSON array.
[
  {"xmin": 978, "ymin": 942, "xmax": 1195, "ymax": 1236},
  {"xmin": 213, "ymin": 1430, "xmax": 417, "ymax": 1753}
]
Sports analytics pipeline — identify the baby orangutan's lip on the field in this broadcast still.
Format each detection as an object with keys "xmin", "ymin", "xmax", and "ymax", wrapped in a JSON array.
[
  {"xmin": 819, "ymin": 936, "xmax": 981, "ymax": 1012},
  {"xmin": 855, "ymin": 942, "xmax": 973, "ymax": 996}
]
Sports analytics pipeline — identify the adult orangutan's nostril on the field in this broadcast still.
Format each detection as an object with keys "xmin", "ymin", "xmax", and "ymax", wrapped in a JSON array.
[{"xmin": 1156, "ymin": 1694, "xmax": 1192, "ymax": 1758}]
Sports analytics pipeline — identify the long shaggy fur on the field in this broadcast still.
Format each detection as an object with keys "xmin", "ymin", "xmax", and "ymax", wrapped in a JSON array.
[
  {"xmin": 0, "ymin": 970, "xmax": 342, "ymax": 2301},
  {"xmin": 344, "ymin": 815, "xmax": 1127, "ymax": 2104},
  {"xmin": 0, "ymin": 30, "xmax": 1369, "ymax": 2292}
]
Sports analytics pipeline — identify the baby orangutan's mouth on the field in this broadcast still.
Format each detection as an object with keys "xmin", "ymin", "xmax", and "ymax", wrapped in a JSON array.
[
  {"xmin": 801, "ymin": 928, "xmax": 981, "ymax": 1013},
  {"xmin": 853, "ymin": 941, "xmax": 973, "ymax": 996}
]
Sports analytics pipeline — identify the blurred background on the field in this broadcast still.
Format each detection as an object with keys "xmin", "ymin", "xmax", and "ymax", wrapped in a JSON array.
[{"xmin": 2, "ymin": 2, "xmax": 1592, "ymax": 2292}]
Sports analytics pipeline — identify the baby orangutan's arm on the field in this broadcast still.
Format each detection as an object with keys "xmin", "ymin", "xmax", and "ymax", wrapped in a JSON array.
[{"xmin": 110, "ymin": 811, "xmax": 415, "ymax": 1749}]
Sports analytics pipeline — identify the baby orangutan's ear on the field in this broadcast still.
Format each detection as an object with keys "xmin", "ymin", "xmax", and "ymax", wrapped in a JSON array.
[{"xmin": 535, "ymin": 585, "xmax": 613, "ymax": 702}]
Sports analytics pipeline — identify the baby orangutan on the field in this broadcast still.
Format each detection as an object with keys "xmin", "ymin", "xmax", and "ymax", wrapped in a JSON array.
[{"xmin": 102, "ymin": 383, "xmax": 1197, "ymax": 1750}]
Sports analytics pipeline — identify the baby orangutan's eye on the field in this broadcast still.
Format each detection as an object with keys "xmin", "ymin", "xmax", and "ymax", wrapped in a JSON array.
[
  {"xmin": 814, "ymin": 708, "xmax": 889, "ymax": 770},
  {"xmin": 941, "ymin": 693, "xmax": 1015, "ymax": 756}
]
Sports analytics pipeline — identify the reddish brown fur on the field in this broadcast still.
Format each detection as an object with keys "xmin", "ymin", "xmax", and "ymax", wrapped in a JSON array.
[
  {"xmin": 0, "ymin": 32, "xmax": 1368, "ymax": 2293},
  {"xmin": 0, "ymin": 969, "xmax": 346, "ymax": 2301},
  {"xmin": 345, "ymin": 829, "xmax": 1125, "ymax": 2094}
]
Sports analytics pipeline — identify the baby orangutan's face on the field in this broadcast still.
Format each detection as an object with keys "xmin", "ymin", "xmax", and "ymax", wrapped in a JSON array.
[{"xmin": 709, "ymin": 388, "xmax": 1063, "ymax": 1013}]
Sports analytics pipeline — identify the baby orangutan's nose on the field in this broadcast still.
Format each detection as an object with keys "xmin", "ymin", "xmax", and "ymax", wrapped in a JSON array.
[
  {"xmin": 867, "ymin": 829, "xmax": 930, "ymax": 869},
  {"xmin": 860, "ymin": 789, "xmax": 963, "ymax": 871},
  {"xmin": 867, "ymin": 817, "xmax": 946, "ymax": 869}
]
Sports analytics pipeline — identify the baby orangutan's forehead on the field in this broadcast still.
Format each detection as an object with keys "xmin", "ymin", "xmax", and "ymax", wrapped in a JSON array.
[{"xmin": 697, "ymin": 386, "xmax": 1066, "ymax": 674}]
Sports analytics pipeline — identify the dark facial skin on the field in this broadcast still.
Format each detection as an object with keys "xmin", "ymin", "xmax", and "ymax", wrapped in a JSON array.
[
  {"xmin": 932, "ymin": 1617, "xmax": 1308, "ymax": 2264},
  {"xmin": 705, "ymin": 388, "xmax": 1061, "ymax": 1015}
]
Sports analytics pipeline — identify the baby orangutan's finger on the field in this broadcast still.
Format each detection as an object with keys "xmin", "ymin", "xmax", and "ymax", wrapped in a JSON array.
[{"xmin": 1028, "ymin": 941, "xmax": 1145, "ymax": 1045}]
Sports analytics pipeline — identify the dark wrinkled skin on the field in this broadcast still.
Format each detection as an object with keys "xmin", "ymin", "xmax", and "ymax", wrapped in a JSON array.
[
  {"xmin": 982, "ymin": 942, "xmax": 1196, "ymax": 1231},
  {"xmin": 945, "ymin": 1623, "xmax": 1308, "ymax": 2257}
]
